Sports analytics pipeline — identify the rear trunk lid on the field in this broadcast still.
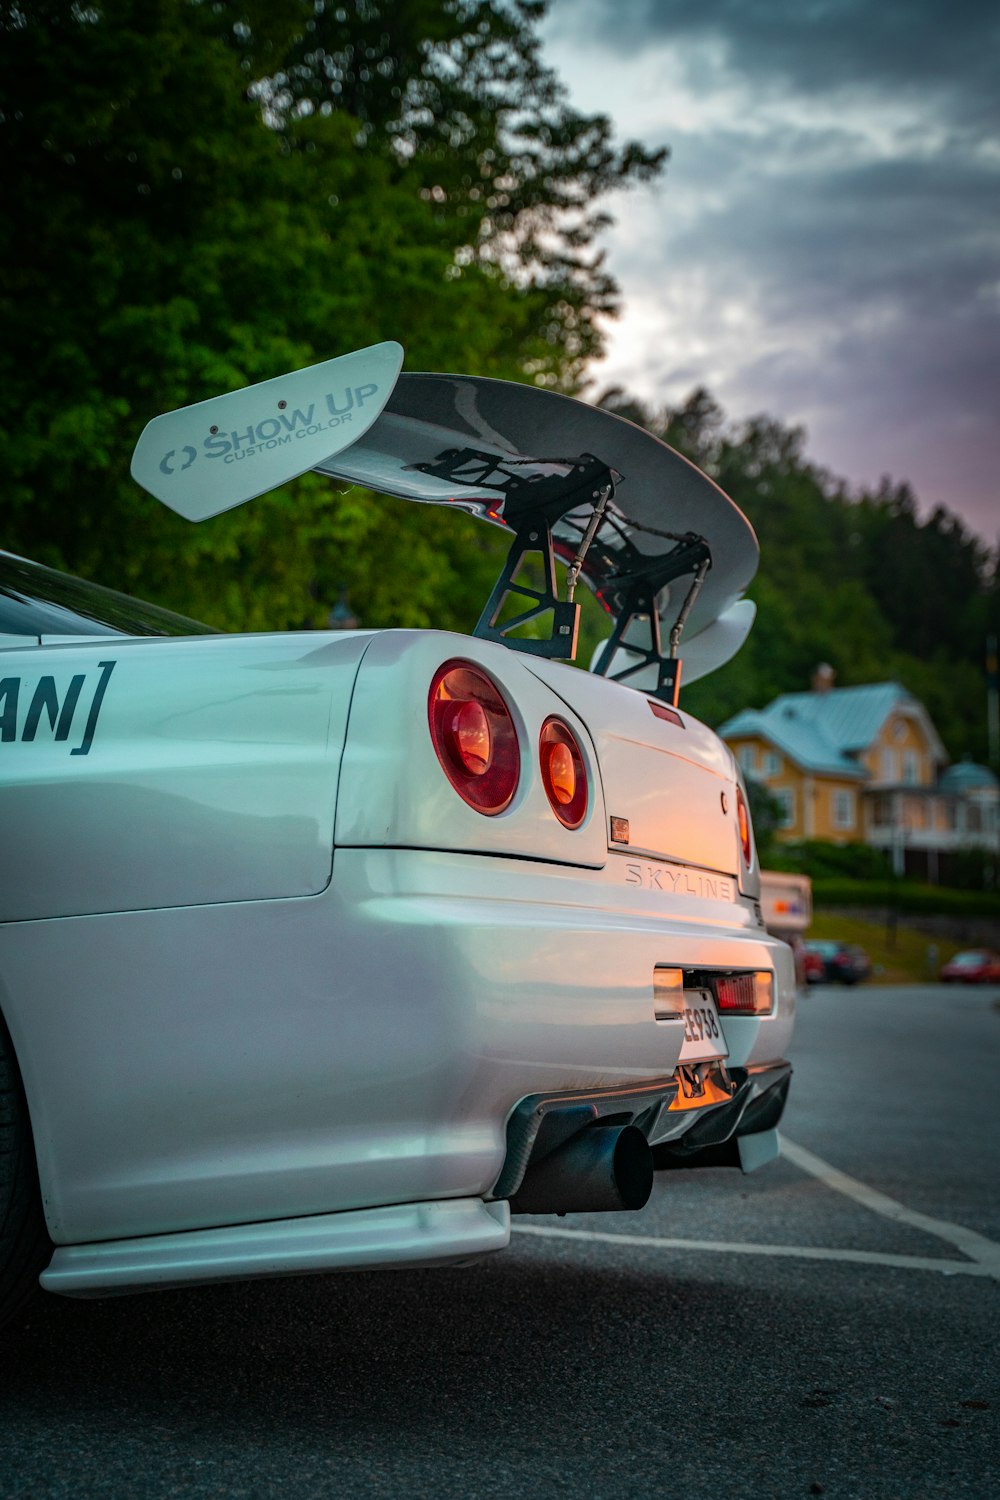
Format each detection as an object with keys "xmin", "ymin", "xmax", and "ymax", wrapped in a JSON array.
[{"xmin": 526, "ymin": 659, "xmax": 744, "ymax": 879}]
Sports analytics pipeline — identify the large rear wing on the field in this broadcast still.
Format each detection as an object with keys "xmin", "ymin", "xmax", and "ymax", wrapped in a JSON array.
[{"xmin": 131, "ymin": 344, "xmax": 759, "ymax": 699}]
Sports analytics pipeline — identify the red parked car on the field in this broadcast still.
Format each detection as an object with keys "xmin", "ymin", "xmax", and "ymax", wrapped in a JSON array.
[{"xmin": 939, "ymin": 950, "xmax": 1000, "ymax": 983}]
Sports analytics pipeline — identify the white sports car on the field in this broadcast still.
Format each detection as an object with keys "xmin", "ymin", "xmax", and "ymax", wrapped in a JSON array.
[{"xmin": 0, "ymin": 344, "xmax": 794, "ymax": 1323}]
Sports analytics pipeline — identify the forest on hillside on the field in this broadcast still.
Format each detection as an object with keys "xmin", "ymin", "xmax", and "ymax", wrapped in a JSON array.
[
  {"xmin": 2, "ymin": 1, "xmax": 997, "ymax": 766},
  {"xmin": 602, "ymin": 389, "xmax": 1000, "ymax": 767}
]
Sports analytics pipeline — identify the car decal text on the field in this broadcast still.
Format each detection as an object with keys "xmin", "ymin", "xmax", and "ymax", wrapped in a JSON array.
[
  {"xmin": 157, "ymin": 382, "xmax": 383, "ymax": 475},
  {"xmin": 625, "ymin": 861, "xmax": 733, "ymax": 902},
  {"xmin": 0, "ymin": 659, "xmax": 116, "ymax": 756}
]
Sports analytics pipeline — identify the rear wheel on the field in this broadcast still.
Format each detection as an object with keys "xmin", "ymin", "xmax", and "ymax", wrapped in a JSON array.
[{"xmin": 0, "ymin": 1015, "xmax": 50, "ymax": 1327}]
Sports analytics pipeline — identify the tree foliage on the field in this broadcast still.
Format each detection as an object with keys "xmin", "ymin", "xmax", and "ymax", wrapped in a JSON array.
[
  {"xmin": 1, "ymin": 2, "xmax": 994, "ymax": 772},
  {"xmin": 600, "ymin": 387, "xmax": 999, "ymax": 765},
  {"xmin": 266, "ymin": 0, "xmax": 665, "ymax": 387},
  {"xmin": 0, "ymin": 0, "xmax": 662, "ymax": 625}
]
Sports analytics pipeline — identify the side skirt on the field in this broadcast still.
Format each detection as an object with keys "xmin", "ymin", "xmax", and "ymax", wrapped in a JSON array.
[{"xmin": 40, "ymin": 1197, "xmax": 510, "ymax": 1299}]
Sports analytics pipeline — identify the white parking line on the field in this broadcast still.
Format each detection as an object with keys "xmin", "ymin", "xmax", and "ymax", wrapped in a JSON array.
[
  {"xmin": 781, "ymin": 1136, "xmax": 1000, "ymax": 1281},
  {"xmin": 510, "ymin": 1223, "xmax": 992, "ymax": 1277},
  {"xmin": 509, "ymin": 1133, "xmax": 1000, "ymax": 1281}
]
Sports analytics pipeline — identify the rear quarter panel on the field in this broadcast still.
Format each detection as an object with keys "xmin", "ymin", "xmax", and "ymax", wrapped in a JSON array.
[{"xmin": 0, "ymin": 631, "xmax": 372, "ymax": 920}]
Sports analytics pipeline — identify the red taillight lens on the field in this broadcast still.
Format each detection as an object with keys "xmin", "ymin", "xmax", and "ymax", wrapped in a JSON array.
[
  {"xmin": 736, "ymin": 785, "xmax": 752, "ymax": 868},
  {"xmin": 539, "ymin": 717, "xmax": 588, "ymax": 829},
  {"xmin": 428, "ymin": 661, "xmax": 520, "ymax": 815},
  {"xmin": 716, "ymin": 971, "xmax": 773, "ymax": 1015},
  {"xmin": 450, "ymin": 699, "xmax": 491, "ymax": 775}
]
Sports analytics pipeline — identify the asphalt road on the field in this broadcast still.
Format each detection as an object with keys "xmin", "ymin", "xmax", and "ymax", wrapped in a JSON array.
[{"xmin": 3, "ymin": 984, "xmax": 998, "ymax": 1500}]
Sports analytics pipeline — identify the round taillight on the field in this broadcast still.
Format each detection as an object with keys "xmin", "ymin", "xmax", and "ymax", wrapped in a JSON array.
[
  {"xmin": 736, "ymin": 785, "xmax": 753, "ymax": 867},
  {"xmin": 548, "ymin": 741, "xmax": 576, "ymax": 804},
  {"xmin": 428, "ymin": 660, "xmax": 520, "ymax": 815},
  {"xmin": 539, "ymin": 718, "xmax": 588, "ymax": 829},
  {"xmin": 450, "ymin": 699, "xmax": 491, "ymax": 776}
]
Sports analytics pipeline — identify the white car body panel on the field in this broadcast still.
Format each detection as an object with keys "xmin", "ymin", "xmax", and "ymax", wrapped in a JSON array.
[
  {"xmin": 525, "ymin": 656, "xmax": 750, "ymax": 882},
  {"xmin": 41, "ymin": 1199, "xmax": 513, "ymax": 1297},
  {"xmin": 0, "ymin": 354, "xmax": 793, "ymax": 1304},
  {"xmin": 0, "ymin": 632, "xmax": 373, "ymax": 920},
  {"xmin": 1, "ymin": 624, "xmax": 792, "ymax": 1259},
  {"xmin": 2, "ymin": 842, "xmax": 792, "ymax": 1249},
  {"xmin": 335, "ymin": 631, "xmax": 609, "ymax": 868}
]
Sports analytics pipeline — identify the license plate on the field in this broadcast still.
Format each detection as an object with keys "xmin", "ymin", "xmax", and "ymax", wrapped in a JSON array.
[{"xmin": 678, "ymin": 990, "xmax": 728, "ymax": 1062}]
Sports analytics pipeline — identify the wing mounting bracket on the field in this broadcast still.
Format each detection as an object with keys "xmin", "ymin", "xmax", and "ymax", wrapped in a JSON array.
[
  {"xmin": 407, "ymin": 447, "xmax": 618, "ymax": 661},
  {"xmin": 592, "ymin": 536, "xmax": 712, "ymax": 706}
]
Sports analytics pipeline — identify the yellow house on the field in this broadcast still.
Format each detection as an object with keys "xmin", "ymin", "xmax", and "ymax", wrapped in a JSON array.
[{"xmin": 717, "ymin": 669, "xmax": 979, "ymax": 877}]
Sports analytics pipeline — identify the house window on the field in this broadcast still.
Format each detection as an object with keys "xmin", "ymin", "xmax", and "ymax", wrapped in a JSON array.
[
  {"xmin": 903, "ymin": 751, "xmax": 920, "ymax": 786},
  {"xmin": 738, "ymin": 745, "xmax": 757, "ymax": 775},
  {"xmin": 833, "ymin": 789, "xmax": 855, "ymax": 829},
  {"xmin": 881, "ymin": 748, "xmax": 897, "ymax": 782},
  {"xmin": 871, "ymin": 793, "xmax": 892, "ymax": 827},
  {"xmin": 762, "ymin": 751, "xmax": 781, "ymax": 778},
  {"xmin": 774, "ymin": 787, "xmax": 795, "ymax": 829}
]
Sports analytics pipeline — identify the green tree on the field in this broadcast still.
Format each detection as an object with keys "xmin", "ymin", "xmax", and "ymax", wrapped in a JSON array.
[
  {"xmin": 606, "ymin": 389, "xmax": 998, "ymax": 766},
  {"xmin": 266, "ymin": 0, "xmax": 665, "ymax": 390},
  {"xmin": 0, "ymin": 0, "xmax": 662, "ymax": 628}
]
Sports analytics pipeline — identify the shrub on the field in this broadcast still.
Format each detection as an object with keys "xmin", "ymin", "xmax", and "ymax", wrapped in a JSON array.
[
  {"xmin": 811, "ymin": 878, "xmax": 1000, "ymax": 918},
  {"xmin": 768, "ymin": 839, "xmax": 894, "ymax": 881}
]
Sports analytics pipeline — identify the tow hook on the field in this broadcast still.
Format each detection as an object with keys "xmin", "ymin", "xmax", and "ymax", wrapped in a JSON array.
[{"xmin": 671, "ymin": 1060, "xmax": 737, "ymax": 1111}]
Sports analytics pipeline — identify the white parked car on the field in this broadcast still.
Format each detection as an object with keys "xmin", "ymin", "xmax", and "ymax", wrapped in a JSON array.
[{"xmin": 0, "ymin": 344, "xmax": 794, "ymax": 1323}]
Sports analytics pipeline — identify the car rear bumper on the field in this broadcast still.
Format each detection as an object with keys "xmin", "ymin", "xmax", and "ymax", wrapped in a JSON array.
[
  {"xmin": 7, "ymin": 846, "xmax": 795, "ymax": 1245},
  {"xmin": 330, "ymin": 848, "xmax": 795, "ymax": 1196}
]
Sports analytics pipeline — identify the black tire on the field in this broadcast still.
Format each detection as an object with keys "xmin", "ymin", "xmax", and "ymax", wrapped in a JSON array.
[{"xmin": 0, "ymin": 1012, "xmax": 51, "ymax": 1328}]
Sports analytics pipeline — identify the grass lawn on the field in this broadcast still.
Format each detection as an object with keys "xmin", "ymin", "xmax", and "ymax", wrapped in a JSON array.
[{"xmin": 809, "ymin": 910, "xmax": 968, "ymax": 985}]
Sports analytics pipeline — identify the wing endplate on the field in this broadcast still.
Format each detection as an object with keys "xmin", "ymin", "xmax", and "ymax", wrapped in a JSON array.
[{"xmin": 130, "ymin": 342, "xmax": 404, "ymax": 520}]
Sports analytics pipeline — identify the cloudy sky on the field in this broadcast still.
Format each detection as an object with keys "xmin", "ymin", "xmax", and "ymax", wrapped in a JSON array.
[{"xmin": 540, "ymin": 0, "xmax": 999, "ymax": 544}]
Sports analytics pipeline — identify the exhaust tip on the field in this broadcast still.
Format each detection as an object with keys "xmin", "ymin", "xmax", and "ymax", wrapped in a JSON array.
[
  {"xmin": 611, "ymin": 1124, "xmax": 655, "ymax": 1211},
  {"xmin": 509, "ymin": 1123, "xmax": 653, "ymax": 1216}
]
